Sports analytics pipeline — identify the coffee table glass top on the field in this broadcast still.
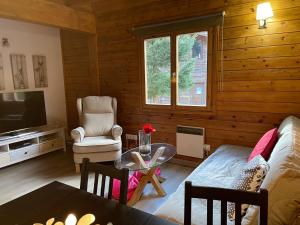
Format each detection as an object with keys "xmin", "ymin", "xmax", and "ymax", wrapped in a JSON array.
[{"xmin": 115, "ymin": 143, "xmax": 176, "ymax": 171}]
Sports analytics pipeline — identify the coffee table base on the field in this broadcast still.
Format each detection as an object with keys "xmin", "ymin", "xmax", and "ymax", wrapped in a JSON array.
[{"xmin": 128, "ymin": 167, "xmax": 166, "ymax": 206}]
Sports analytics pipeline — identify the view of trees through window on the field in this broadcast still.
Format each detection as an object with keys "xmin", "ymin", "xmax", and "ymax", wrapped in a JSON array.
[
  {"xmin": 144, "ymin": 31, "xmax": 208, "ymax": 107},
  {"xmin": 177, "ymin": 31, "xmax": 208, "ymax": 106},
  {"xmin": 145, "ymin": 36, "xmax": 171, "ymax": 105}
]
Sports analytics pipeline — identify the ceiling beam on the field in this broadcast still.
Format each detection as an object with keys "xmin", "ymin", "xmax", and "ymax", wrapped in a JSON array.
[
  {"xmin": 64, "ymin": 0, "xmax": 93, "ymax": 13},
  {"xmin": 91, "ymin": 0, "xmax": 161, "ymax": 16},
  {"xmin": 0, "ymin": 0, "xmax": 96, "ymax": 33}
]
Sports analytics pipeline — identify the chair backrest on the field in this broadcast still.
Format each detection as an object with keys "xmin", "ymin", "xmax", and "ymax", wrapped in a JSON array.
[
  {"xmin": 77, "ymin": 96, "xmax": 117, "ymax": 137},
  {"xmin": 184, "ymin": 181, "xmax": 268, "ymax": 225},
  {"xmin": 80, "ymin": 158, "xmax": 129, "ymax": 204}
]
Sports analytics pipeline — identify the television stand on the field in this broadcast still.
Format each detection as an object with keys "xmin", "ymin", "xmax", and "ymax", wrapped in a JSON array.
[
  {"xmin": 0, "ymin": 126, "xmax": 66, "ymax": 168},
  {"xmin": 0, "ymin": 130, "xmax": 39, "ymax": 141}
]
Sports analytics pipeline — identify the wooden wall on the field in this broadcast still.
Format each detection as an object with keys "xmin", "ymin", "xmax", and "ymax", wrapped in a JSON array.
[
  {"xmin": 94, "ymin": 0, "xmax": 300, "ymax": 151},
  {"xmin": 61, "ymin": 30, "xmax": 99, "ymax": 133}
]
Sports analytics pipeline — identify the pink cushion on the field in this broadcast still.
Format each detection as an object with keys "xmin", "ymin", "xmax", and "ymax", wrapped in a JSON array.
[
  {"xmin": 112, "ymin": 167, "xmax": 161, "ymax": 201},
  {"xmin": 112, "ymin": 175, "xmax": 139, "ymax": 201},
  {"xmin": 248, "ymin": 128, "xmax": 278, "ymax": 161}
]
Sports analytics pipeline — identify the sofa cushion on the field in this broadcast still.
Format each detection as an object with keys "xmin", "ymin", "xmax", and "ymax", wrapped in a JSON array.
[
  {"xmin": 155, "ymin": 145, "xmax": 252, "ymax": 225},
  {"xmin": 248, "ymin": 128, "xmax": 278, "ymax": 161},
  {"xmin": 278, "ymin": 115, "xmax": 298, "ymax": 136},
  {"xmin": 243, "ymin": 116, "xmax": 300, "ymax": 225},
  {"xmin": 83, "ymin": 113, "xmax": 114, "ymax": 136},
  {"xmin": 228, "ymin": 155, "xmax": 269, "ymax": 220}
]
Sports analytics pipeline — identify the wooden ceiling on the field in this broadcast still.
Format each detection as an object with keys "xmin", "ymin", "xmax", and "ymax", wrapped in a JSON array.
[
  {"xmin": 48, "ymin": 0, "xmax": 94, "ymax": 12},
  {"xmin": 0, "ymin": 0, "xmax": 224, "ymax": 34},
  {"xmin": 0, "ymin": 0, "xmax": 96, "ymax": 33},
  {"xmin": 56, "ymin": 0, "xmax": 163, "ymax": 16},
  {"xmin": 90, "ymin": 0, "xmax": 161, "ymax": 15}
]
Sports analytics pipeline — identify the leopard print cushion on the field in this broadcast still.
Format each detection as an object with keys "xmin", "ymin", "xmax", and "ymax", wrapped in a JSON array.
[{"xmin": 228, "ymin": 155, "xmax": 269, "ymax": 220}]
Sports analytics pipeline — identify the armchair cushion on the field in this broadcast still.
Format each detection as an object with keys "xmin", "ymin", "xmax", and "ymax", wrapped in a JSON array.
[
  {"xmin": 83, "ymin": 113, "xmax": 114, "ymax": 136},
  {"xmin": 71, "ymin": 127, "xmax": 85, "ymax": 143},
  {"xmin": 112, "ymin": 125, "xmax": 123, "ymax": 139},
  {"xmin": 82, "ymin": 96, "xmax": 114, "ymax": 113},
  {"xmin": 73, "ymin": 136, "xmax": 121, "ymax": 154}
]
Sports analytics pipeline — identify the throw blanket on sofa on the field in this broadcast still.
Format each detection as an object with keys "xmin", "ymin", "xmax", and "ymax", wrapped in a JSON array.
[{"xmin": 155, "ymin": 145, "xmax": 252, "ymax": 225}]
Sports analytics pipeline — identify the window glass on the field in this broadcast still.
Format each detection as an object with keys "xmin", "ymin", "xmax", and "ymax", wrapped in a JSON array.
[
  {"xmin": 177, "ymin": 31, "xmax": 208, "ymax": 106},
  {"xmin": 144, "ymin": 37, "xmax": 171, "ymax": 105}
]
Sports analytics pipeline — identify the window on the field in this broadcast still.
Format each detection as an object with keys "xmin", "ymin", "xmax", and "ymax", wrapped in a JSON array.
[{"xmin": 142, "ymin": 28, "xmax": 215, "ymax": 111}]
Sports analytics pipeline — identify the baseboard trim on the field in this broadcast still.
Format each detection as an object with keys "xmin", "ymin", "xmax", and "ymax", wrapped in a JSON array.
[{"xmin": 169, "ymin": 157, "xmax": 200, "ymax": 168}]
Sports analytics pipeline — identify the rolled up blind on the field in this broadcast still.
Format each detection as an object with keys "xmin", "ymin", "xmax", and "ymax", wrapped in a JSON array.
[{"xmin": 132, "ymin": 11, "xmax": 225, "ymax": 36}]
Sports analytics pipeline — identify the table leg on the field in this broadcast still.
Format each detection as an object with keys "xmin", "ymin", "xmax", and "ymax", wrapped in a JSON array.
[
  {"xmin": 128, "ymin": 168, "xmax": 166, "ymax": 206},
  {"xmin": 150, "ymin": 173, "xmax": 166, "ymax": 196},
  {"xmin": 128, "ymin": 174, "xmax": 149, "ymax": 206}
]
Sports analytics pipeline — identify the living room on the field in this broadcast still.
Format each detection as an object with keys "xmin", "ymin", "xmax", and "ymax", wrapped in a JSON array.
[{"xmin": 0, "ymin": 0, "xmax": 299, "ymax": 225}]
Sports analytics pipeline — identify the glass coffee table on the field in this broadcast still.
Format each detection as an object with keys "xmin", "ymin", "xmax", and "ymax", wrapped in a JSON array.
[{"xmin": 115, "ymin": 143, "xmax": 176, "ymax": 206}]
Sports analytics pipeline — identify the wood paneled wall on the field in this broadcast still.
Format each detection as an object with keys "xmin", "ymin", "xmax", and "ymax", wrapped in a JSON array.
[
  {"xmin": 61, "ymin": 30, "xmax": 99, "ymax": 133},
  {"xmin": 94, "ymin": 0, "xmax": 300, "ymax": 151}
]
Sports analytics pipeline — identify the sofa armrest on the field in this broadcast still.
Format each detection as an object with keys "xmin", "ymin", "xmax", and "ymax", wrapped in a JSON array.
[
  {"xmin": 71, "ymin": 127, "xmax": 85, "ymax": 143},
  {"xmin": 112, "ymin": 124, "xmax": 123, "ymax": 140}
]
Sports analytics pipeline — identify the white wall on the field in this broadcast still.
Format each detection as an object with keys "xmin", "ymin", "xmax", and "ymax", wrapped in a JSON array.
[{"xmin": 0, "ymin": 18, "xmax": 67, "ymax": 127}]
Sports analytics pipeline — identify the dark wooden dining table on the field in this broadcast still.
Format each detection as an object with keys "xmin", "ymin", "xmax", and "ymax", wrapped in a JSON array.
[{"xmin": 0, "ymin": 181, "xmax": 177, "ymax": 225}]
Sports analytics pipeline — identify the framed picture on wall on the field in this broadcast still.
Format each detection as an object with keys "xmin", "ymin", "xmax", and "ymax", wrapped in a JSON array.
[
  {"xmin": 0, "ymin": 53, "xmax": 4, "ymax": 91},
  {"xmin": 32, "ymin": 55, "xmax": 48, "ymax": 88},
  {"xmin": 10, "ymin": 54, "xmax": 29, "ymax": 89}
]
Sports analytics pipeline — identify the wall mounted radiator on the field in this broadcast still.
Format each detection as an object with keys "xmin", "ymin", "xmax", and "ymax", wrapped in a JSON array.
[{"xmin": 176, "ymin": 125, "xmax": 205, "ymax": 158}]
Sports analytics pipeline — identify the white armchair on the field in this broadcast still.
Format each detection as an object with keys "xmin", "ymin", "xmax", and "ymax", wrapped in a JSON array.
[{"xmin": 71, "ymin": 96, "xmax": 123, "ymax": 172}]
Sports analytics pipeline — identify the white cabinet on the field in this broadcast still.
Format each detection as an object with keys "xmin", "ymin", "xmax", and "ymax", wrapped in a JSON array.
[
  {"xmin": 9, "ymin": 145, "xmax": 39, "ymax": 161},
  {"xmin": 0, "ymin": 152, "xmax": 10, "ymax": 165},
  {"xmin": 0, "ymin": 126, "xmax": 66, "ymax": 168},
  {"xmin": 39, "ymin": 138, "xmax": 64, "ymax": 153}
]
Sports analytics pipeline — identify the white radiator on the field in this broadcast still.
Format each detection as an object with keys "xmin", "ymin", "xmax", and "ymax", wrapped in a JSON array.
[{"xmin": 176, "ymin": 125, "xmax": 205, "ymax": 158}]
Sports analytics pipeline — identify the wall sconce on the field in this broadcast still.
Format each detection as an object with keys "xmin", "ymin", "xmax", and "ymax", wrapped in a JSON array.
[{"xmin": 256, "ymin": 2, "xmax": 273, "ymax": 29}]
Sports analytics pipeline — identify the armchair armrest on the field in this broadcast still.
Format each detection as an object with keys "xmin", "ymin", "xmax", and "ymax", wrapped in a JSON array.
[
  {"xmin": 71, "ymin": 127, "xmax": 85, "ymax": 143},
  {"xmin": 112, "ymin": 124, "xmax": 123, "ymax": 140}
]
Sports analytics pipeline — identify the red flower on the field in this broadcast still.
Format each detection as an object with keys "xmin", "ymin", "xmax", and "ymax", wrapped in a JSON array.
[{"xmin": 143, "ymin": 124, "xmax": 156, "ymax": 134}]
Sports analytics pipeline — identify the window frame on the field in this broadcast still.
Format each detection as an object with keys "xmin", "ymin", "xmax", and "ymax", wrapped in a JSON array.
[{"xmin": 140, "ymin": 26, "xmax": 218, "ymax": 114}]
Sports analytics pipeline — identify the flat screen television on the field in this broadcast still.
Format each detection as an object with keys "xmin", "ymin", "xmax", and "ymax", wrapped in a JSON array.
[{"xmin": 0, "ymin": 91, "xmax": 47, "ymax": 135}]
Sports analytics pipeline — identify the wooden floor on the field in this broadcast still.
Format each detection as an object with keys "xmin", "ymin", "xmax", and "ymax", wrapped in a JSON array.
[{"xmin": 0, "ymin": 150, "xmax": 194, "ymax": 214}]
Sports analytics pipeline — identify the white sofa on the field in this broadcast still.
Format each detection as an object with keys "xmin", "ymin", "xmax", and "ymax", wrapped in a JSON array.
[{"xmin": 155, "ymin": 116, "xmax": 300, "ymax": 225}]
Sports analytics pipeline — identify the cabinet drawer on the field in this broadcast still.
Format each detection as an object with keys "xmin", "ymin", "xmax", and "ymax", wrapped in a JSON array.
[
  {"xmin": 0, "ymin": 152, "xmax": 10, "ymax": 165},
  {"xmin": 10, "ymin": 145, "xmax": 39, "ymax": 161},
  {"xmin": 40, "ymin": 138, "xmax": 64, "ymax": 153}
]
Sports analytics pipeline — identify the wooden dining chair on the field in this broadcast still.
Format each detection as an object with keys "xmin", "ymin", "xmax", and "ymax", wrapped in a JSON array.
[
  {"xmin": 80, "ymin": 158, "xmax": 129, "ymax": 204},
  {"xmin": 184, "ymin": 181, "xmax": 268, "ymax": 225}
]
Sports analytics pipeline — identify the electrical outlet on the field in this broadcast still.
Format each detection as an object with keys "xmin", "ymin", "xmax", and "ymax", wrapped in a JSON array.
[{"xmin": 125, "ymin": 134, "xmax": 138, "ymax": 140}]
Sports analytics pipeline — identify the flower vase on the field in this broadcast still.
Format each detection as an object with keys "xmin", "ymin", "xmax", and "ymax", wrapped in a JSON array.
[{"xmin": 139, "ymin": 131, "xmax": 151, "ymax": 156}]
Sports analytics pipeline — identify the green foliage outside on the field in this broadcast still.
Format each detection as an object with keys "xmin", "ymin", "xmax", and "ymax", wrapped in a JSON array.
[{"xmin": 145, "ymin": 35, "xmax": 195, "ymax": 101}]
